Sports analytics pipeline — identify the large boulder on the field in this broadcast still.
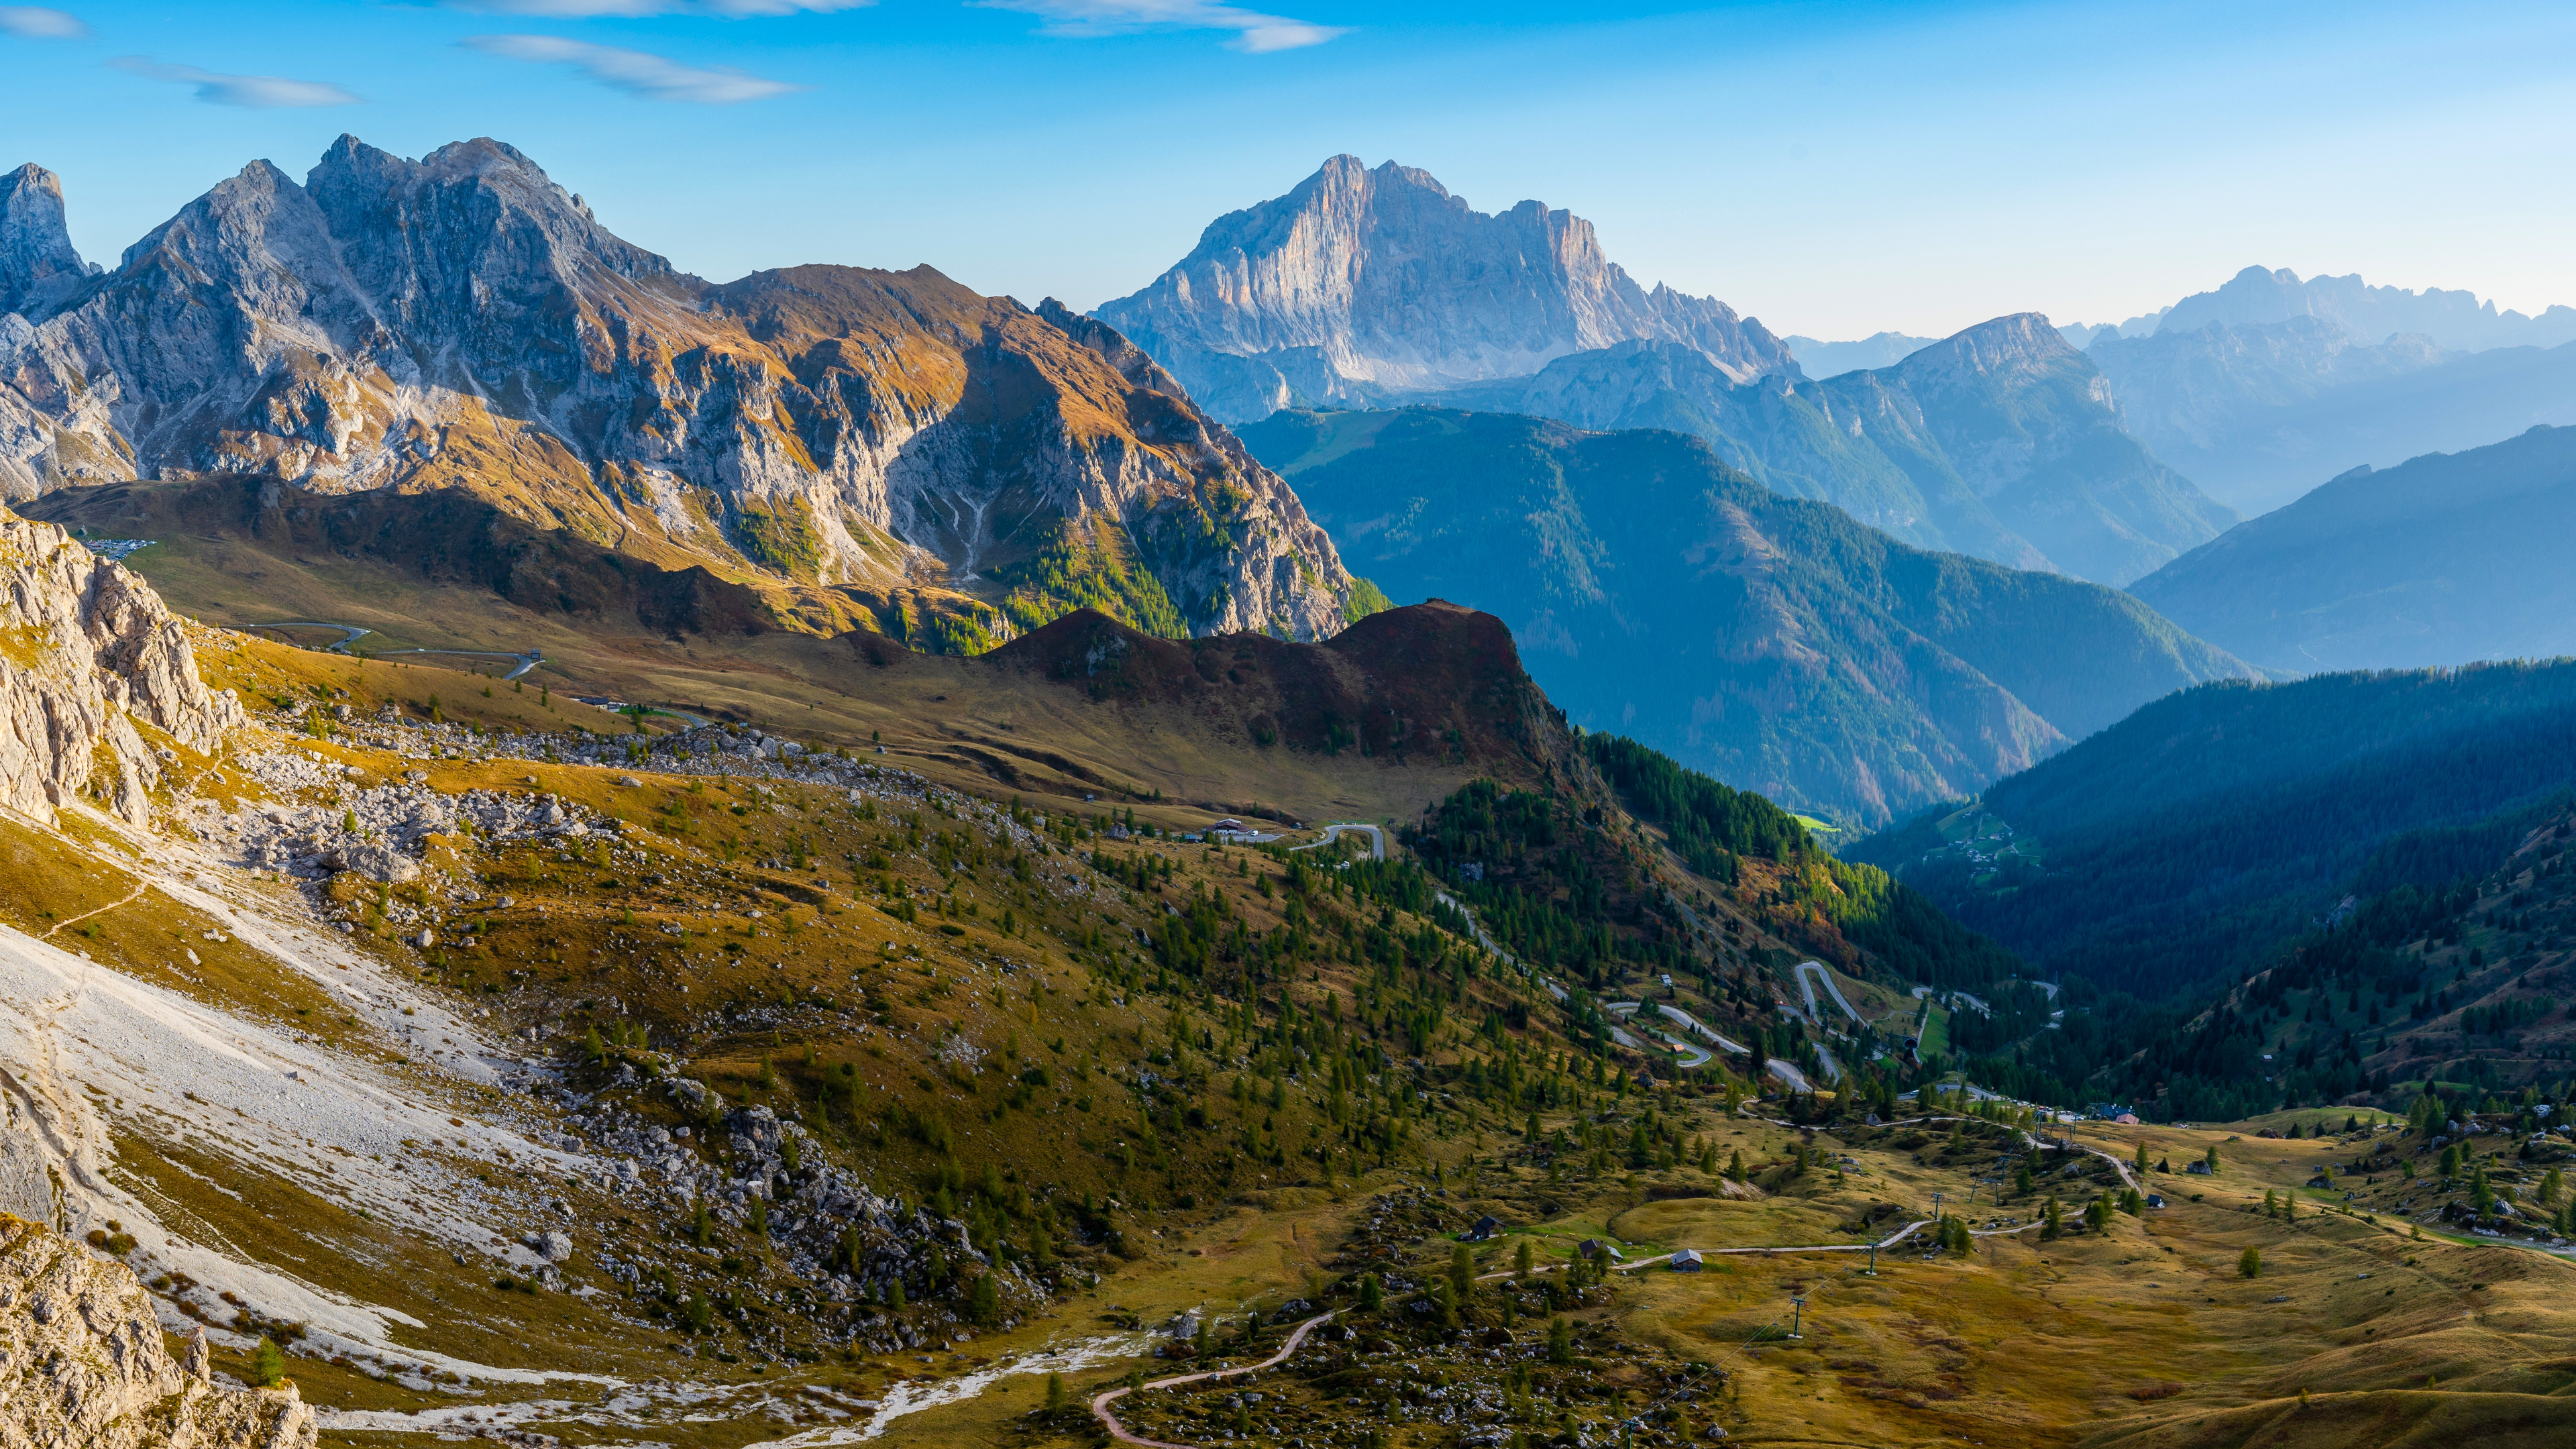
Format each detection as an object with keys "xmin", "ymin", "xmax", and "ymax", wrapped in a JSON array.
[{"xmin": 0, "ymin": 1214, "xmax": 315, "ymax": 1449}]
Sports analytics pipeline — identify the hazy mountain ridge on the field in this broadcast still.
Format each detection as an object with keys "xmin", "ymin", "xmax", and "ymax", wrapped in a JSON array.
[
  {"xmin": 2159, "ymin": 264, "xmax": 2576, "ymax": 353},
  {"xmin": 2091, "ymin": 319, "xmax": 2576, "ymax": 515},
  {"xmin": 0, "ymin": 137, "xmax": 1364, "ymax": 651},
  {"xmin": 2129, "ymin": 424, "xmax": 2576, "ymax": 672},
  {"xmin": 1240, "ymin": 407, "xmax": 2256, "ymax": 824},
  {"xmin": 1778, "ymin": 331, "xmax": 1938, "ymax": 378},
  {"xmin": 1091, "ymin": 156, "xmax": 1793, "ymax": 424},
  {"xmin": 1423, "ymin": 314, "xmax": 2236, "ymax": 586}
]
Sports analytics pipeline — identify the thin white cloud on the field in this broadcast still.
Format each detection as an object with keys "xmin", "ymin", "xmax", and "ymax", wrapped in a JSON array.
[
  {"xmin": 449, "ymin": 0, "xmax": 868, "ymax": 14},
  {"xmin": 0, "ymin": 6, "xmax": 88, "ymax": 40},
  {"xmin": 977, "ymin": 0, "xmax": 1344, "ymax": 52},
  {"xmin": 109, "ymin": 57, "xmax": 361, "ymax": 108},
  {"xmin": 462, "ymin": 34, "xmax": 802, "ymax": 103}
]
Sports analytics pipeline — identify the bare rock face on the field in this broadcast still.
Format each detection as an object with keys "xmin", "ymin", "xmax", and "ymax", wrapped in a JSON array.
[
  {"xmin": 0, "ymin": 510, "xmax": 241, "ymax": 824},
  {"xmin": 0, "ymin": 165, "xmax": 89, "ymax": 320},
  {"xmin": 0, "ymin": 1216, "xmax": 315, "ymax": 1449},
  {"xmin": 0, "ymin": 137, "xmax": 1363, "ymax": 644},
  {"xmin": 1092, "ymin": 155, "xmax": 1794, "ymax": 423}
]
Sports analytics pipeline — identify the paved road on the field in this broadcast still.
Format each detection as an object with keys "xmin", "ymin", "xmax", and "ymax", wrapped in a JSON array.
[
  {"xmin": 1810, "ymin": 1039, "xmax": 1844, "ymax": 1085},
  {"xmin": 1604, "ymin": 1002, "xmax": 1715, "ymax": 1069},
  {"xmin": 256, "ymin": 621, "xmax": 543, "ymax": 680},
  {"xmin": 1290, "ymin": 823, "xmax": 1384, "ymax": 859},
  {"xmin": 1796, "ymin": 960, "xmax": 1864, "ymax": 1028},
  {"xmin": 1435, "ymin": 889, "xmax": 1515, "ymax": 964}
]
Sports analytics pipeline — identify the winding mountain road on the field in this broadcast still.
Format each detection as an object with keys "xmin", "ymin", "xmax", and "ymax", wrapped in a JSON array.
[
  {"xmin": 256, "ymin": 621, "xmax": 543, "ymax": 680},
  {"xmin": 1291, "ymin": 823, "xmax": 1384, "ymax": 860}
]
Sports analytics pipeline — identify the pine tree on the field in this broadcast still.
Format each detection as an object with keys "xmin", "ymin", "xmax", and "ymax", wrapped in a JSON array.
[
  {"xmin": 969, "ymin": 1271, "xmax": 1000, "ymax": 1324},
  {"xmin": 1546, "ymin": 1314, "xmax": 1574, "ymax": 1364},
  {"xmin": 1358, "ymin": 1273, "xmax": 1383, "ymax": 1312},
  {"xmin": 2239, "ymin": 1246, "xmax": 2262, "ymax": 1279},
  {"xmin": 1450, "ymin": 1244, "xmax": 1475, "ymax": 1302},
  {"xmin": 1044, "ymin": 1371, "xmax": 1067, "ymax": 1415},
  {"xmin": 250, "ymin": 1337, "xmax": 285, "ymax": 1388}
]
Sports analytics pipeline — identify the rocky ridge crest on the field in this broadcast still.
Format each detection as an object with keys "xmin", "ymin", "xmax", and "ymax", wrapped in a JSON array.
[
  {"xmin": 1093, "ymin": 155, "xmax": 1792, "ymax": 423},
  {"xmin": 0, "ymin": 138, "xmax": 1360, "ymax": 645}
]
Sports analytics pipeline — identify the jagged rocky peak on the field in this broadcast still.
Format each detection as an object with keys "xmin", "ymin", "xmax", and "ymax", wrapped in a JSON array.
[
  {"xmin": 0, "ymin": 162, "xmax": 91, "ymax": 318},
  {"xmin": 0, "ymin": 507, "xmax": 241, "ymax": 824},
  {"xmin": 0, "ymin": 1215, "xmax": 315, "ymax": 1448},
  {"xmin": 1093, "ymin": 154, "xmax": 1792, "ymax": 423},
  {"xmin": 303, "ymin": 133, "xmax": 682, "ymax": 311},
  {"xmin": 0, "ymin": 137, "xmax": 1364, "ymax": 647}
]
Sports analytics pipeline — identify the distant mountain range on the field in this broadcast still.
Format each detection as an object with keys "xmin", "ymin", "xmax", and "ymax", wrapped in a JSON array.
[
  {"xmin": 1427, "ymin": 315, "xmax": 2237, "ymax": 586},
  {"xmin": 1091, "ymin": 156, "xmax": 1793, "ymax": 424},
  {"xmin": 1849, "ymin": 658, "xmax": 2576, "ymax": 1002},
  {"xmin": 1778, "ymin": 332, "xmax": 1937, "ymax": 378},
  {"xmin": 2129, "ymin": 424, "xmax": 2576, "ymax": 672},
  {"xmin": 2072, "ymin": 266, "xmax": 2576, "ymax": 516},
  {"xmin": 1794, "ymin": 267, "xmax": 2576, "ymax": 519},
  {"xmin": 2092, "ymin": 319, "xmax": 2576, "ymax": 515},
  {"xmin": 2155, "ymin": 266, "xmax": 2576, "ymax": 353},
  {"xmin": 1238, "ymin": 407, "xmax": 2256, "ymax": 825},
  {"xmin": 0, "ymin": 136, "xmax": 1368, "ymax": 651}
]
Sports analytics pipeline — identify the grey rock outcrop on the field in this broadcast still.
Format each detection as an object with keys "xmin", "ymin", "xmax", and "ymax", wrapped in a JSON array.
[
  {"xmin": 0, "ymin": 510, "xmax": 241, "ymax": 824},
  {"xmin": 0, "ymin": 137, "xmax": 1362, "ymax": 643},
  {"xmin": 0, "ymin": 1216, "xmax": 316, "ymax": 1449},
  {"xmin": 0, "ymin": 165, "xmax": 89, "ymax": 320},
  {"xmin": 1094, "ymin": 155, "xmax": 1792, "ymax": 423}
]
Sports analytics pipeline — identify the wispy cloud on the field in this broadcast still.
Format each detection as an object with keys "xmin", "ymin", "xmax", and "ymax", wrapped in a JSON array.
[
  {"xmin": 977, "ymin": 0, "xmax": 1344, "ymax": 52},
  {"xmin": 0, "ymin": 6, "xmax": 88, "ymax": 40},
  {"xmin": 462, "ymin": 34, "xmax": 802, "ymax": 103},
  {"xmin": 109, "ymin": 57, "xmax": 361, "ymax": 107},
  {"xmin": 447, "ymin": 0, "xmax": 868, "ymax": 15}
]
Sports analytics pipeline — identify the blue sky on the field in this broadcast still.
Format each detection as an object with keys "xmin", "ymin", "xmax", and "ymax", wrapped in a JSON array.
[{"xmin": 5, "ymin": 1, "xmax": 2573, "ymax": 338}]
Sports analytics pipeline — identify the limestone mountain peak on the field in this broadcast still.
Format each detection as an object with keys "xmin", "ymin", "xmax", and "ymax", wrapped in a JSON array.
[
  {"xmin": 0, "ymin": 161, "xmax": 91, "ymax": 319},
  {"xmin": 1093, "ymin": 154, "xmax": 1791, "ymax": 423}
]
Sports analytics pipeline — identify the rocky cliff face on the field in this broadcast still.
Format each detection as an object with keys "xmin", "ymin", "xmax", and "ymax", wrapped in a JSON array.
[
  {"xmin": 0, "ymin": 165, "xmax": 90, "ymax": 319},
  {"xmin": 1093, "ymin": 155, "xmax": 1792, "ymax": 423},
  {"xmin": 1442, "ymin": 315, "xmax": 2236, "ymax": 585},
  {"xmin": 0, "ymin": 138, "xmax": 1361, "ymax": 647},
  {"xmin": 0, "ymin": 510, "xmax": 240, "ymax": 825},
  {"xmin": 0, "ymin": 1216, "xmax": 315, "ymax": 1449}
]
